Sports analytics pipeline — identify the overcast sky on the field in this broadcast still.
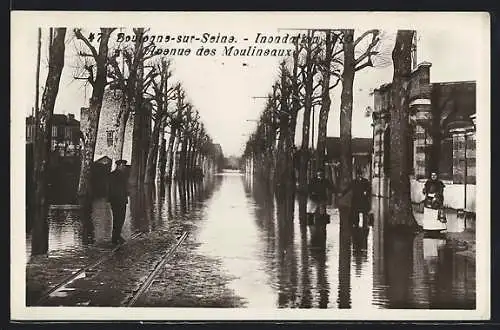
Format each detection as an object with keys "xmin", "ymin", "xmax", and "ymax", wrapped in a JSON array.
[{"xmin": 16, "ymin": 12, "xmax": 486, "ymax": 157}]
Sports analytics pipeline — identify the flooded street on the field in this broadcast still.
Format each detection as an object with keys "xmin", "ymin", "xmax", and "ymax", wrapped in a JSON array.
[{"xmin": 26, "ymin": 171, "xmax": 475, "ymax": 309}]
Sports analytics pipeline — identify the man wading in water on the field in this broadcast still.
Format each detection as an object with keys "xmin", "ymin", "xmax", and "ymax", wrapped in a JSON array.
[{"xmin": 108, "ymin": 159, "xmax": 129, "ymax": 245}]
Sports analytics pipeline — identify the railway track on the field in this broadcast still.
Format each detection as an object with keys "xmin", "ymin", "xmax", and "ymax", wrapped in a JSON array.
[
  {"xmin": 126, "ymin": 231, "xmax": 189, "ymax": 306},
  {"xmin": 35, "ymin": 230, "xmax": 189, "ymax": 307},
  {"xmin": 35, "ymin": 231, "xmax": 143, "ymax": 305}
]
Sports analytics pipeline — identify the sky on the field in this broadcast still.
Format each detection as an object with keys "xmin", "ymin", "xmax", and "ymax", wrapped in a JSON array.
[{"xmin": 17, "ymin": 13, "xmax": 486, "ymax": 157}]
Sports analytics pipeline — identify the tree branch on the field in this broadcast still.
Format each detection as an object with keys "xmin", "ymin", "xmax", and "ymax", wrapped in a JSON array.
[
  {"xmin": 354, "ymin": 29, "xmax": 379, "ymax": 48},
  {"xmin": 355, "ymin": 59, "xmax": 374, "ymax": 72},
  {"xmin": 355, "ymin": 50, "xmax": 379, "ymax": 67},
  {"xmin": 74, "ymin": 29, "xmax": 99, "ymax": 60}
]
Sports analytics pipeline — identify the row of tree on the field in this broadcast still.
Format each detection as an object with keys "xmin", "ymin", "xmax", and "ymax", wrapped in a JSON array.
[
  {"xmin": 31, "ymin": 28, "xmax": 222, "ymax": 255},
  {"xmin": 242, "ymin": 29, "xmax": 417, "ymax": 229}
]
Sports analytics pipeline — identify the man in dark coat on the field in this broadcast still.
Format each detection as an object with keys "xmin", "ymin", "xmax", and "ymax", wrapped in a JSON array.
[
  {"xmin": 308, "ymin": 170, "xmax": 335, "ymax": 204},
  {"xmin": 108, "ymin": 159, "xmax": 129, "ymax": 244}
]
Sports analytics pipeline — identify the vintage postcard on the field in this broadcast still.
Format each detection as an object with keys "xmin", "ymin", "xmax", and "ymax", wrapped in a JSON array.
[{"xmin": 11, "ymin": 11, "xmax": 490, "ymax": 320}]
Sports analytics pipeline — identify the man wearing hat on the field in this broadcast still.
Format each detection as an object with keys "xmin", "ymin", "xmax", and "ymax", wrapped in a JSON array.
[{"xmin": 108, "ymin": 159, "xmax": 129, "ymax": 244}]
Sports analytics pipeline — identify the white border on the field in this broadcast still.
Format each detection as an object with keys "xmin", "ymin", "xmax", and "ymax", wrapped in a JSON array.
[{"xmin": 11, "ymin": 11, "xmax": 491, "ymax": 321}]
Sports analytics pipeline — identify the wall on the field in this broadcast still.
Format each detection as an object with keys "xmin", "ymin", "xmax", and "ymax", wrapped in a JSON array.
[
  {"xmin": 90, "ymin": 89, "xmax": 134, "ymax": 166},
  {"xmin": 410, "ymin": 179, "xmax": 476, "ymax": 212}
]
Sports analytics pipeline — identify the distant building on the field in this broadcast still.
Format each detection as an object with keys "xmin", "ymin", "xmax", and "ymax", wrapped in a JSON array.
[
  {"xmin": 26, "ymin": 113, "xmax": 81, "ymax": 205},
  {"xmin": 26, "ymin": 113, "xmax": 81, "ymax": 156},
  {"xmin": 371, "ymin": 62, "xmax": 476, "ymax": 212}
]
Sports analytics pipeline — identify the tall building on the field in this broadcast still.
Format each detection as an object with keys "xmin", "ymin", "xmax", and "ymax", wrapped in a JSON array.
[
  {"xmin": 371, "ymin": 62, "xmax": 476, "ymax": 212},
  {"xmin": 80, "ymin": 88, "xmax": 135, "ymax": 167}
]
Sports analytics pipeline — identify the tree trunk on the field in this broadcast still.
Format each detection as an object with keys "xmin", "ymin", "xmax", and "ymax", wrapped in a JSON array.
[
  {"xmin": 388, "ymin": 30, "xmax": 418, "ymax": 228},
  {"xmin": 172, "ymin": 134, "xmax": 180, "ymax": 180},
  {"xmin": 157, "ymin": 118, "xmax": 167, "ymax": 186},
  {"xmin": 165, "ymin": 128, "xmax": 177, "ymax": 182},
  {"xmin": 289, "ymin": 44, "xmax": 301, "ymax": 186},
  {"xmin": 145, "ymin": 116, "xmax": 162, "ymax": 185},
  {"xmin": 299, "ymin": 41, "xmax": 314, "ymax": 193},
  {"xmin": 32, "ymin": 28, "xmax": 66, "ymax": 256},
  {"xmin": 77, "ymin": 28, "xmax": 114, "ymax": 212},
  {"xmin": 316, "ymin": 31, "xmax": 334, "ymax": 175},
  {"xmin": 339, "ymin": 29, "xmax": 355, "ymax": 193},
  {"xmin": 187, "ymin": 138, "xmax": 194, "ymax": 178},
  {"xmin": 130, "ymin": 108, "xmax": 142, "ymax": 187},
  {"xmin": 130, "ymin": 62, "xmax": 145, "ymax": 188},
  {"xmin": 178, "ymin": 135, "xmax": 188, "ymax": 180},
  {"xmin": 276, "ymin": 65, "xmax": 292, "ymax": 187}
]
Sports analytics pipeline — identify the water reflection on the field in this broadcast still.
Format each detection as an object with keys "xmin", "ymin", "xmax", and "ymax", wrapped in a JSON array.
[
  {"xmin": 229, "ymin": 175, "xmax": 475, "ymax": 309},
  {"xmin": 26, "ymin": 175, "xmax": 221, "ymax": 260},
  {"xmin": 337, "ymin": 207, "xmax": 351, "ymax": 309},
  {"xmin": 26, "ymin": 172, "xmax": 475, "ymax": 310}
]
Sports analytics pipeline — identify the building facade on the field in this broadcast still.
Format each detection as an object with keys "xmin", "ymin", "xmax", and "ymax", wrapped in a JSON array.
[
  {"xmin": 26, "ymin": 113, "xmax": 81, "ymax": 156},
  {"xmin": 26, "ymin": 113, "xmax": 82, "ymax": 205},
  {"xmin": 371, "ymin": 62, "xmax": 476, "ymax": 212},
  {"xmin": 80, "ymin": 88, "xmax": 135, "ymax": 167}
]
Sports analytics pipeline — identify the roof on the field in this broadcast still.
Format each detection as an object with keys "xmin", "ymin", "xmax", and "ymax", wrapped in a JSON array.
[
  {"xmin": 326, "ymin": 137, "xmax": 373, "ymax": 159},
  {"xmin": 27, "ymin": 114, "xmax": 79, "ymax": 126},
  {"xmin": 52, "ymin": 114, "xmax": 80, "ymax": 126}
]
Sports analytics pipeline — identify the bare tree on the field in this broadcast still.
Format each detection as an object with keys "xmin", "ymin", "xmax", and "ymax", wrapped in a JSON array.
[
  {"xmin": 297, "ymin": 30, "xmax": 323, "ymax": 192},
  {"xmin": 315, "ymin": 30, "xmax": 343, "ymax": 174},
  {"xmin": 388, "ymin": 30, "xmax": 418, "ymax": 228},
  {"xmin": 74, "ymin": 28, "xmax": 116, "ymax": 212},
  {"xmin": 339, "ymin": 29, "xmax": 383, "ymax": 192},
  {"xmin": 166, "ymin": 85, "xmax": 188, "ymax": 182},
  {"xmin": 31, "ymin": 28, "xmax": 67, "ymax": 256},
  {"xmin": 178, "ymin": 106, "xmax": 200, "ymax": 181},
  {"xmin": 107, "ymin": 28, "xmax": 156, "ymax": 162},
  {"xmin": 288, "ymin": 38, "xmax": 304, "ymax": 149},
  {"xmin": 275, "ymin": 63, "xmax": 293, "ymax": 187},
  {"xmin": 144, "ymin": 58, "xmax": 176, "ymax": 185}
]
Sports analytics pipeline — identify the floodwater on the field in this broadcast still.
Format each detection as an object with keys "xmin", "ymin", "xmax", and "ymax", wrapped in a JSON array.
[{"xmin": 26, "ymin": 170, "xmax": 475, "ymax": 309}]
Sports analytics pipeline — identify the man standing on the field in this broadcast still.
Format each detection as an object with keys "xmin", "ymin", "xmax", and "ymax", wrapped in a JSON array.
[
  {"xmin": 309, "ymin": 170, "xmax": 335, "ymax": 205},
  {"xmin": 351, "ymin": 170, "xmax": 371, "ymax": 228},
  {"xmin": 108, "ymin": 159, "xmax": 129, "ymax": 244}
]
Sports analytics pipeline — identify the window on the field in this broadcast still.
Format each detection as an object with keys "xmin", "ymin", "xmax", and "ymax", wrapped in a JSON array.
[
  {"xmin": 465, "ymin": 133, "xmax": 476, "ymax": 185},
  {"xmin": 106, "ymin": 130, "xmax": 114, "ymax": 147},
  {"xmin": 438, "ymin": 138, "xmax": 453, "ymax": 181},
  {"xmin": 65, "ymin": 127, "xmax": 71, "ymax": 139},
  {"xmin": 383, "ymin": 127, "xmax": 391, "ymax": 176},
  {"xmin": 52, "ymin": 126, "xmax": 57, "ymax": 138},
  {"xmin": 452, "ymin": 134, "xmax": 466, "ymax": 184},
  {"xmin": 408, "ymin": 125, "xmax": 414, "ymax": 175}
]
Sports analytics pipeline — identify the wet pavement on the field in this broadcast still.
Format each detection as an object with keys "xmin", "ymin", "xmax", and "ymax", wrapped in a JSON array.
[{"xmin": 26, "ymin": 170, "xmax": 476, "ymax": 309}]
